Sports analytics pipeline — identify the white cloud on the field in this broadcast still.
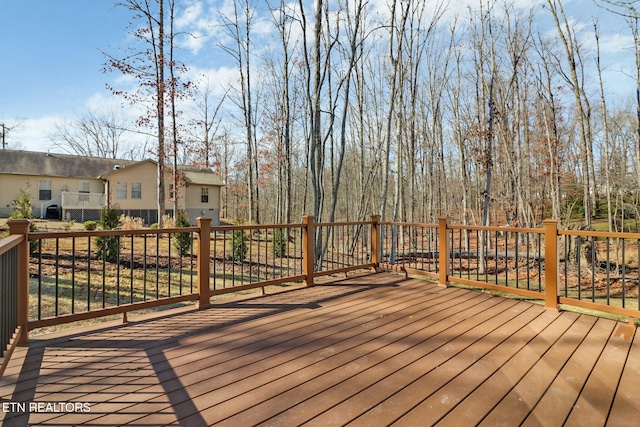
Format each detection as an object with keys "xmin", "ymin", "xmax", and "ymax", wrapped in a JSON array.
[
  {"xmin": 176, "ymin": 1, "xmax": 205, "ymax": 28},
  {"xmin": 181, "ymin": 31, "xmax": 209, "ymax": 54},
  {"xmin": 188, "ymin": 65, "xmax": 238, "ymax": 95},
  {"xmin": 5, "ymin": 115, "xmax": 66, "ymax": 153},
  {"xmin": 85, "ymin": 92, "xmax": 126, "ymax": 112}
]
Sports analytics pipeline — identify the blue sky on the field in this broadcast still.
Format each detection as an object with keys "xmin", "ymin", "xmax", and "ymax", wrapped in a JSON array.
[
  {"xmin": 0, "ymin": 1, "xmax": 129, "ymax": 118},
  {"xmin": 0, "ymin": 0, "xmax": 242, "ymax": 153},
  {"xmin": 0, "ymin": 0, "xmax": 637, "ymax": 154}
]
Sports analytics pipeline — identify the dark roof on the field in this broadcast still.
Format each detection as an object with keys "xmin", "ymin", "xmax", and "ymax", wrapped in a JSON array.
[
  {"xmin": 101, "ymin": 160, "xmax": 225, "ymax": 186},
  {"xmin": 0, "ymin": 150, "xmax": 137, "ymax": 179},
  {"xmin": 178, "ymin": 165, "xmax": 225, "ymax": 186}
]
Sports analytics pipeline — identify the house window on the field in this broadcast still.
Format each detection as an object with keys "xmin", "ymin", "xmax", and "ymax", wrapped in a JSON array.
[
  {"xmin": 169, "ymin": 184, "xmax": 175, "ymax": 201},
  {"xmin": 116, "ymin": 182, "xmax": 127, "ymax": 199},
  {"xmin": 131, "ymin": 183, "xmax": 142, "ymax": 199},
  {"xmin": 78, "ymin": 181, "xmax": 91, "ymax": 202},
  {"xmin": 201, "ymin": 187, "xmax": 209, "ymax": 203},
  {"xmin": 39, "ymin": 179, "xmax": 52, "ymax": 200},
  {"xmin": 78, "ymin": 181, "xmax": 91, "ymax": 193}
]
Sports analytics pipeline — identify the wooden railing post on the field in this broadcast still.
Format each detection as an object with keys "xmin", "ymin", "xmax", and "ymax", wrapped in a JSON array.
[
  {"xmin": 9, "ymin": 219, "xmax": 30, "ymax": 345},
  {"xmin": 543, "ymin": 219, "xmax": 559, "ymax": 311},
  {"xmin": 370, "ymin": 215, "xmax": 381, "ymax": 272},
  {"xmin": 438, "ymin": 217, "xmax": 450, "ymax": 287},
  {"xmin": 196, "ymin": 217, "xmax": 212, "ymax": 309},
  {"xmin": 302, "ymin": 216, "xmax": 315, "ymax": 287}
]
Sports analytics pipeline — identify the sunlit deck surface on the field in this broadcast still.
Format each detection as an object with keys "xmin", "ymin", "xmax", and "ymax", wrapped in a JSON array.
[{"xmin": 1, "ymin": 272, "xmax": 639, "ymax": 426}]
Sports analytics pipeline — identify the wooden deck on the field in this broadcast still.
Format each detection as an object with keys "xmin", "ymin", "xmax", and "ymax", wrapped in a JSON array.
[{"xmin": 1, "ymin": 272, "xmax": 639, "ymax": 426}]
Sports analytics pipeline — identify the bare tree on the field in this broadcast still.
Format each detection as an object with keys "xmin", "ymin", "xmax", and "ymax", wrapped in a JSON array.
[
  {"xmin": 104, "ymin": 0, "xmax": 170, "ymax": 226},
  {"xmin": 266, "ymin": 0, "xmax": 296, "ymax": 224},
  {"xmin": 188, "ymin": 77, "xmax": 228, "ymax": 169},
  {"xmin": 218, "ymin": 0, "xmax": 261, "ymax": 223},
  {"xmin": 546, "ymin": 0, "xmax": 594, "ymax": 227},
  {"xmin": 49, "ymin": 110, "xmax": 129, "ymax": 159},
  {"xmin": 596, "ymin": 0, "xmax": 640, "ymax": 214},
  {"xmin": 379, "ymin": 0, "xmax": 410, "ymax": 221},
  {"xmin": 593, "ymin": 21, "xmax": 614, "ymax": 231}
]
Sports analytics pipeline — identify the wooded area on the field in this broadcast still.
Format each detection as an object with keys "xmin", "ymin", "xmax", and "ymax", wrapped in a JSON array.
[{"xmin": 47, "ymin": 0, "xmax": 640, "ymax": 230}]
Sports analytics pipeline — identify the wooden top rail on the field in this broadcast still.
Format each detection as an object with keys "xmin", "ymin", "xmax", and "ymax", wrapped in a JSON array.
[
  {"xmin": 28, "ymin": 227, "xmax": 200, "ymax": 240},
  {"xmin": 0, "ymin": 235, "xmax": 24, "ymax": 257},
  {"xmin": 376, "ymin": 221, "xmax": 543, "ymax": 234},
  {"xmin": 315, "ymin": 220, "xmax": 375, "ymax": 227},
  {"xmin": 378, "ymin": 221, "xmax": 438, "ymax": 227},
  {"xmin": 27, "ymin": 223, "xmax": 309, "ymax": 240},
  {"xmin": 0, "ymin": 234, "xmax": 24, "ymax": 255},
  {"xmin": 447, "ymin": 224, "xmax": 543, "ymax": 234},
  {"xmin": 558, "ymin": 229, "xmax": 640, "ymax": 239},
  {"xmin": 211, "ymin": 223, "xmax": 305, "ymax": 231}
]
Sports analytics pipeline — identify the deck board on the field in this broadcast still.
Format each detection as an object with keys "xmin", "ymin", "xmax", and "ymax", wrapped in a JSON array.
[
  {"xmin": 469, "ymin": 314, "xmax": 597, "ymax": 427},
  {"xmin": 0, "ymin": 272, "xmax": 638, "ymax": 426},
  {"xmin": 564, "ymin": 318, "xmax": 633, "ymax": 427},
  {"xmin": 521, "ymin": 317, "xmax": 620, "ymax": 427},
  {"xmin": 392, "ymin": 307, "xmax": 551, "ymax": 426}
]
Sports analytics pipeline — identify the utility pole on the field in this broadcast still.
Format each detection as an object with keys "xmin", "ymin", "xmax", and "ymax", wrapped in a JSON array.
[{"xmin": 1, "ymin": 123, "xmax": 5, "ymax": 149}]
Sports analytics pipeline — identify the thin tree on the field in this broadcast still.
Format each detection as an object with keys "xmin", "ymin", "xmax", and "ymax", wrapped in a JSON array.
[
  {"xmin": 267, "ymin": 0, "xmax": 295, "ymax": 224},
  {"xmin": 596, "ymin": 0, "xmax": 640, "ymax": 213},
  {"xmin": 104, "ymin": 0, "xmax": 169, "ymax": 226},
  {"xmin": 546, "ymin": 0, "xmax": 594, "ymax": 227},
  {"xmin": 218, "ymin": 0, "xmax": 260, "ymax": 223},
  {"xmin": 188, "ymin": 77, "xmax": 228, "ymax": 168},
  {"xmin": 594, "ymin": 21, "xmax": 614, "ymax": 231}
]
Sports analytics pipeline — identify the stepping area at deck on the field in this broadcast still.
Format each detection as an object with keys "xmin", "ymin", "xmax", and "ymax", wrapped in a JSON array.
[{"xmin": 1, "ymin": 272, "xmax": 638, "ymax": 426}]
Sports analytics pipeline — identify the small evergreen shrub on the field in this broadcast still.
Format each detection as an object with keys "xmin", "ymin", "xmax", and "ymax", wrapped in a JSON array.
[
  {"xmin": 10, "ymin": 190, "xmax": 37, "ymax": 253},
  {"xmin": 95, "ymin": 208, "xmax": 120, "ymax": 263},
  {"xmin": 174, "ymin": 211, "xmax": 193, "ymax": 256},
  {"xmin": 231, "ymin": 229, "xmax": 248, "ymax": 262},
  {"xmin": 83, "ymin": 221, "xmax": 97, "ymax": 231},
  {"xmin": 10, "ymin": 190, "xmax": 34, "ymax": 221},
  {"xmin": 272, "ymin": 228, "xmax": 287, "ymax": 257}
]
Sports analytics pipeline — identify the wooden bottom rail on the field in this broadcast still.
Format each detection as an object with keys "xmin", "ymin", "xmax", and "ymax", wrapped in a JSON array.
[
  {"xmin": 210, "ymin": 275, "xmax": 306, "ymax": 296},
  {"xmin": 28, "ymin": 294, "xmax": 199, "ymax": 330},
  {"xmin": 447, "ymin": 276, "xmax": 545, "ymax": 301},
  {"xmin": 558, "ymin": 296, "xmax": 640, "ymax": 320},
  {"xmin": 314, "ymin": 264, "xmax": 376, "ymax": 281}
]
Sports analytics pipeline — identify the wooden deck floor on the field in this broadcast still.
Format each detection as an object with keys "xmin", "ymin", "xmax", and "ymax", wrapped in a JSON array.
[{"xmin": 1, "ymin": 272, "xmax": 639, "ymax": 426}]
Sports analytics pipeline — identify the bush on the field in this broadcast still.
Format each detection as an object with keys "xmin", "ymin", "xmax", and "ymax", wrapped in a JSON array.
[
  {"xmin": 10, "ymin": 190, "xmax": 37, "ymax": 253},
  {"xmin": 83, "ymin": 221, "xmax": 97, "ymax": 231},
  {"xmin": 231, "ymin": 229, "xmax": 248, "ymax": 262},
  {"xmin": 174, "ymin": 211, "xmax": 193, "ymax": 256},
  {"xmin": 62, "ymin": 220, "xmax": 76, "ymax": 231},
  {"xmin": 10, "ymin": 190, "xmax": 34, "ymax": 221},
  {"xmin": 272, "ymin": 228, "xmax": 287, "ymax": 257},
  {"xmin": 150, "ymin": 223, "xmax": 159, "ymax": 229},
  {"xmin": 161, "ymin": 214, "xmax": 175, "ymax": 229},
  {"xmin": 120, "ymin": 215, "xmax": 145, "ymax": 230},
  {"xmin": 95, "ymin": 208, "xmax": 120, "ymax": 263}
]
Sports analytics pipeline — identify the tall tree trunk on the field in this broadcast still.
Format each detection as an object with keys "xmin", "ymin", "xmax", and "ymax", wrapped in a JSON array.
[
  {"xmin": 380, "ymin": 0, "xmax": 409, "ymax": 220},
  {"xmin": 169, "ymin": 0, "xmax": 179, "ymax": 218},
  {"xmin": 547, "ymin": 0, "xmax": 592, "ymax": 227},
  {"xmin": 595, "ymin": 22, "xmax": 613, "ymax": 231},
  {"xmin": 326, "ymin": 0, "xmax": 364, "ymax": 226},
  {"xmin": 157, "ymin": 0, "xmax": 166, "ymax": 227}
]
